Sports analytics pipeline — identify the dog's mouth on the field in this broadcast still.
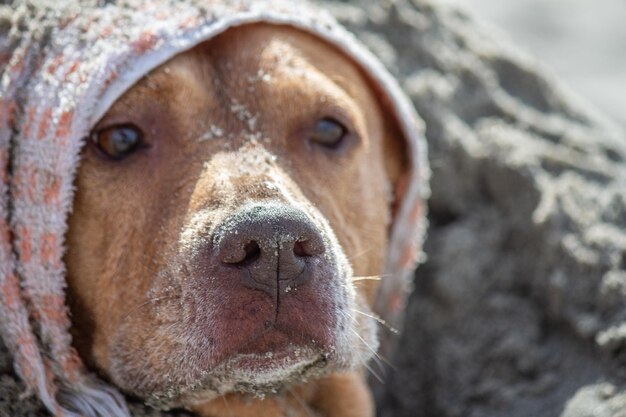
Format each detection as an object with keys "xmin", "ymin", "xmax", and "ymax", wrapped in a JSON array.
[
  {"xmin": 214, "ymin": 338, "xmax": 330, "ymax": 396},
  {"xmin": 208, "ymin": 320, "xmax": 338, "ymax": 377},
  {"xmin": 235, "ymin": 324, "xmax": 332, "ymax": 356},
  {"xmin": 147, "ymin": 329, "xmax": 333, "ymax": 408},
  {"xmin": 219, "ymin": 351, "xmax": 329, "ymax": 397}
]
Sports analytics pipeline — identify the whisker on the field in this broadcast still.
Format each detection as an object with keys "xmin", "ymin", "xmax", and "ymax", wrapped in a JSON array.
[
  {"xmin": 221, "ymin": 395, "xmax": 234, "ymax": 417},
  {"xmin": 362, "ymin": 360, "xmax": 384, "ymax": 383},
  {"xmin": 351, "ymin": 275, "xmax": 381, "ymax": 282},
  {"xmin": 349, "ymin": 327, "xmax": 384, "ymax": 365},
  {"xmin": 352, "ymin": 309, "xmax": 399, "ymax": 334},
  {"xmin": 287, "ymin": 387, "xmax": 316, "ymax": 417},
  {"xmin": 345, "ymin": 313, "xmax": 396, "ymax": 374},
  {"xmin": 347, "ymin": 247, "xmax": 373, "ymax": 263}
]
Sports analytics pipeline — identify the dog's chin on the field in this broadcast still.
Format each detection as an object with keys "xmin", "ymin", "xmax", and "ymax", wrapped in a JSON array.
[
  {"xmin": 177, "ymin": 345, "xmax": 330, "ymax": 405},
  {"xmin": 141, "ymin": 339, "xmax": 335, "ymax": 410}
]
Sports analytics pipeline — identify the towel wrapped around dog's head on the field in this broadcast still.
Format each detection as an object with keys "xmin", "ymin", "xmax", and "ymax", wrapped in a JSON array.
[{"xmin": 0, "ymin": 0, "xmax": 429, "ymax": 415}]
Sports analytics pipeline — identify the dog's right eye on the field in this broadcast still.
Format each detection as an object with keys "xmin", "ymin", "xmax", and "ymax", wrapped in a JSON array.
[
  {"xmin": 310, "ymin": 118, "xmax": 348, "ymax": 149},
  {"xmin": 91, "ymin": 124, "xmax": 145, "ymax": 160}
]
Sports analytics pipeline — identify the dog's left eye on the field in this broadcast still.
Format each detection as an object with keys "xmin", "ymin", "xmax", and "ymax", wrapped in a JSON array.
[
  {"xmin": 310, "ymin": 118, "xmax": 348, "ymax": 149},
  {"xmin": 91, "ymin": 124, "xmax": 144, "ymax": 159}
]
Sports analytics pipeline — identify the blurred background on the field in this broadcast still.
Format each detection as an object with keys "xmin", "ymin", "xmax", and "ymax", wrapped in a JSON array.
[{"xmin": 440, "ymin": 0, "xmax": 626, "ymax": 128}]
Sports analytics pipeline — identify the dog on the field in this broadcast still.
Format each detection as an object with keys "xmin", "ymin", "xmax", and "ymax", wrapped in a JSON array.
[{"xmin": 63, "ymin": 23, "xmax": 407, "ymax": 417}]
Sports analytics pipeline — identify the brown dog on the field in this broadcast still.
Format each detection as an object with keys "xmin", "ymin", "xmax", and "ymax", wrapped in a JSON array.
[{"xmin": 64, "ymin": 23, "xmax": 406, "ymax": 417}]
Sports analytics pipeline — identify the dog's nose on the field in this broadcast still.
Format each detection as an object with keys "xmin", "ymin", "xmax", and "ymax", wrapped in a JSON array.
[{"xmin": 216, "ymin": 203, "xmax": 325, "ymax": 295}]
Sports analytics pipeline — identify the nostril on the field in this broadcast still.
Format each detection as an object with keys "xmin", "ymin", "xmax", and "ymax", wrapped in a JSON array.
[
  {"xmin": 242, "ymin": 241, "xmax": 261, "ymax": 264},
  {"xmin": 294, "ymin": 240, "xmax": 308, "ymax": 257},
  {"xmin": 293, "ymin": 238, "xmax": 324, "ymax": 257},
  {"xmin": 220, "ymin": 240, "xmax": 261, "ymax": 266},
  {"xmin": 216, "ymin": 204, "xmax": 326, "ymax": 271}
]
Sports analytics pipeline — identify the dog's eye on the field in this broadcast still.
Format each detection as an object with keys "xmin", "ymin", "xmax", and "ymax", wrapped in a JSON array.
[
  {"xmin": 91, "ymin": 124, "xmax": 144, "ymax": 159},
  {"xmin": 310, "ymin": 118, "xmax": 347, "ymax": 149}
]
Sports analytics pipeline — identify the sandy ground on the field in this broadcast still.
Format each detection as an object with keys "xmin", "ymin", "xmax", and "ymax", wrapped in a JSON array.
[{"xmin": 2, "ymin": 0, "xmax": 626, "ymax": 416}]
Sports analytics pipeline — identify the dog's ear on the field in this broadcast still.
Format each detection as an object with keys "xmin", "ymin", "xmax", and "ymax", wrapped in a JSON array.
[
  {"xmin": 375, "ymin": 102, "xmax": 419, "ymax": 358},
  {"xmin": 382, "ymin": 112, "xmax": 410, "ymax": 221}
]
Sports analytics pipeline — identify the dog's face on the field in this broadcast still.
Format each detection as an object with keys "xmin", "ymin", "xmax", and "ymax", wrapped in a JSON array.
[{"xmin": 65, "ymin": 23, "xmax": 405, "ymax": 408}]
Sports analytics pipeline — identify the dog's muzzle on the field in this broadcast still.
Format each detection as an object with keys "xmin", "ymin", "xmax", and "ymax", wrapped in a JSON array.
[{"xmin": 182, "ymin": 201, "xmax": 349, "ymax": 364}]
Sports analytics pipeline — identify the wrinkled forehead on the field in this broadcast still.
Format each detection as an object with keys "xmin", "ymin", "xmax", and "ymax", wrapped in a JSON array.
[{"xmin": 102, "ymin": 24, "xmax": 382, "ymax": 125}]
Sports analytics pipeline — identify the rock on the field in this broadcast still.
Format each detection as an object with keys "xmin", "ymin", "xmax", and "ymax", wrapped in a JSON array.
[
  {"xmin": 2, "ymin": 0, "xmax": 625, "ymax": 416},
  {"xmin": 330, "ymin": 1, "xmax": 625, "ymax": 416},
  {"xmin": 560, "ymin": 383, "xmax": 626, "ymax": 417}
]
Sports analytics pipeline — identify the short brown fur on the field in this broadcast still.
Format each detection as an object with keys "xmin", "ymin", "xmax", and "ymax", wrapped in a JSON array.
[{"xmin": 65, "ymin": 24, "xmax": 405, "ymax": 417}]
